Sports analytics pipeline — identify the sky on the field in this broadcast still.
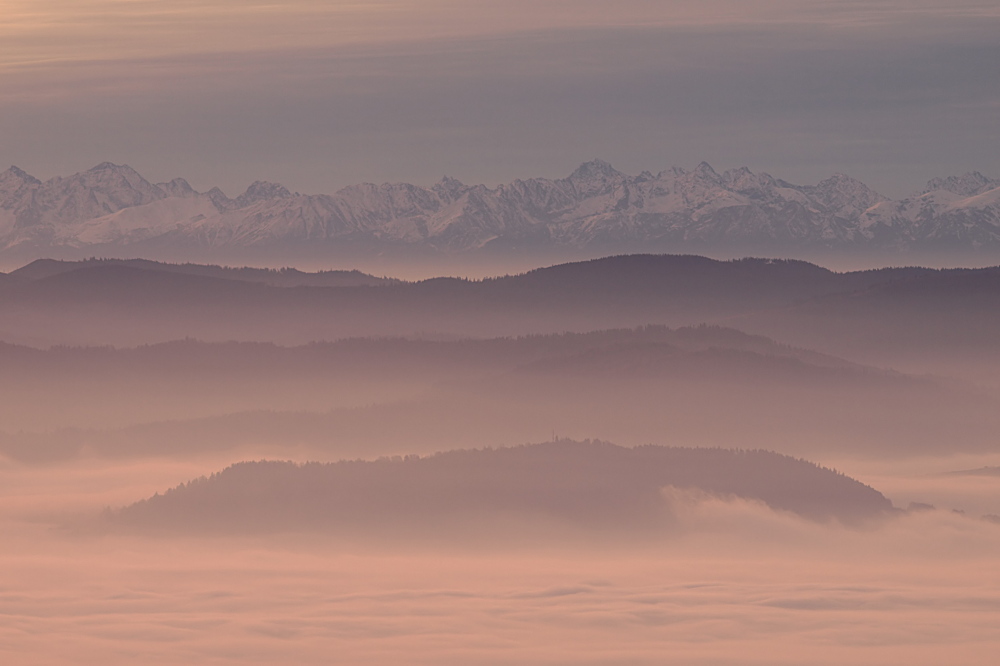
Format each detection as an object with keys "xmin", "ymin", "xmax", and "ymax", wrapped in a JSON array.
[{"xmin": 1, "ymin": 0, "xmax": 999, "ymax": 198}]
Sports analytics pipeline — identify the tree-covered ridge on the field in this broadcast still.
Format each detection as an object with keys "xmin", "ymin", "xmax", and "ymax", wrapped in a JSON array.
[{"xmin": 109, "ymin": 440, "xmax": 893, "ymax": 537}]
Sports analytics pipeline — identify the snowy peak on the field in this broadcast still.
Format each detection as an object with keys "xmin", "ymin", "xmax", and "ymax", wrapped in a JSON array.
[
  {"xmin": 0, "ymin": 162, "xmax": 166, "ymax": 232},
  {"xmin": 922, "ymin": 172, "xmax": 1000, "ymax": 197},
  {"xmin": 80, "ymin": 162, "xmax": 160, "ymax": 193},
  {"xmin": 436, "ymin": 175, "xmax": 465, "ymax": 188},
  {"xmin": 810, "ymin": 173, "xmax": 887, "ymax": 216},
  {"xmin": 235, "ymin": 181, "xmax": 292, "ymax": 208},
  {"xmin": 567, "ymin": 160, "xmax": 626, "ymax": 198},
  {"xmin": 2, "ymin": 165, "xmax": 41, "ymax": 186},
  {"xmin": 569, "ymin": 159, "xmax": 622, "ymax": 181},
  {"xmin": 88, "ymin": 161, "xmax": 125, "ymax": 172},
  {"xmin": 2, "ymin": 161, "xmax": 999, "ymax": 255},
  {"xmin": 721, "ymin": 167, "xmax": 778, "ymax": 197},
  {"xmin": 68, "ymin": 162, "xmax": 164, "ymax": 200},
  {"xmin": 157, "ymin": 178, "xmax": 198, "ymax": 198},
  {"xmin": 1, "ymin": 166, "xmax": 42, "ymax": 204},
  {"xmin": 693, "ymin": 161, "xmax": 720, "ymax": 179},
  {"xmin": 432, "ymin": 175, "xmax": 466, "ymax": 198}
]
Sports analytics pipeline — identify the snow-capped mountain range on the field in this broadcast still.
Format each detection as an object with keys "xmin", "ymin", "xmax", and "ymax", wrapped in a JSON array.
[{"xmin": 1, "ymin": 160, "xmax": 998, "ymax": 257}]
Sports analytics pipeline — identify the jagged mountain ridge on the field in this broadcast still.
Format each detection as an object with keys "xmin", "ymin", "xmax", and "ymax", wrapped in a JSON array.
[{"xmin": 2, "ymin": 160, "xmax": 999, "ymax": 254}]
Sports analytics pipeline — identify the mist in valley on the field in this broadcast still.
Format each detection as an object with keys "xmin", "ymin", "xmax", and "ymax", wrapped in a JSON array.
[
  {"xmin": 2, "ymin": 254, "xmax": 1000, "ymax": 664},
  {"xmin": 6, "ymin": 0, "xmax": 1000, "ymax": 658}
]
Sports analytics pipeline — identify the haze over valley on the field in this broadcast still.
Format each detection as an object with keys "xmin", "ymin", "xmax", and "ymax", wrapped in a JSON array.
[
  {"xmin": 2, "ymin": 250, "xmax": 1000, "ymax": 664},
  {"xmin": 4, "ymin": 0, "xmax": 1000, "ymax": 663}
]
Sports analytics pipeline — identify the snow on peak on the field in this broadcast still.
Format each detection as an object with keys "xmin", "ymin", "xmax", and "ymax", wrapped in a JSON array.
[
  {"xmin": 816, "ymin": 173, "xmax": 869, "ymax": 190},
  {"xmin": 922, "ymin": 172, "xmax": 1000, "ymax": 197},
  {"xmin": 569, "ymin": 159, "xmax": 621, "ymax": 181},
  {"xmin": 567, "ymin": 160, "xmax": 625, "ymax": 198},
  {"xmin": 433, "ymin": 175, "xmax": 466, "ymax": 194},
  {"xmin": 1, "ymin": 166, "xmax": 42, "ymax": 204},
  {"xmin": 54, "ymin": 163, "xmax": 164, "ymax": 208},
  {"xmin": 205, "ymin": 187, "xmax": 234, "ymax": 212},
  {"xmin": 88, "ymin": 162, "xmax": 136, "ymax": 174},
  {"xmin": 693, "ymin": 161, "xmax": 719, "ymax": 178},
  {"xmin": 2, "ymin": 165, "xmax": 40, "ymax": 185},
  {"xmin": 722, "ymin": 167, "xmax": 777, "ymax": 194},
  {"xmin": 432, "ymin": 176, "xmax": 467, "ymax": 202},
  {"xmin": 3, "ymin": 160, "xmax": 999, "ymax": 255},
  {"xmin": 74, "ymin": 162, "xmax": 156, "ymax": 191},
  {"xmin": 236, "ymin": 181, "xmax": 292, "ymax": 208},
  {"xmin": 158, "ymin": 178, "xmax": 198, "ymax": 198},
  {"xmin": 812, "ymin": 173, "xmax": 886, "ymax": 213}
]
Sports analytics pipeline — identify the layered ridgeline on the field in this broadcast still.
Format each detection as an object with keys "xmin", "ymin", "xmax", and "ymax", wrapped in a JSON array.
[
  {"xmin": 1, "ymin": 161, "xmax": 999, "ymax": 259},
  {"xmin": 105, "ymin": 441, "xmax": 894, "ymax": 537},
  {"xmin": 4, "ymin": 323, "xmax": 997, "ymax": 463},
  {"xmin": 1, "ymin": 255, "xmax": 997, "ymax": 355},
  {"xmin": 12, "ymin": 324, "xmax": 991, "ymax": 462}
]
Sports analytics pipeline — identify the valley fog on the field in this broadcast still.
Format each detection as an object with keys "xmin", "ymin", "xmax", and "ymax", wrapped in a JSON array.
[
  {"xmin": 2, "ymin": 255, "xmax": 999, "ymax": 664},
  {"xmin": 2, "ymin": 456, "xmax": 999, "ymax": 666},
  {"xmin": 8, "ymin": 0, "xmax": 1000, "ymax": 659}
]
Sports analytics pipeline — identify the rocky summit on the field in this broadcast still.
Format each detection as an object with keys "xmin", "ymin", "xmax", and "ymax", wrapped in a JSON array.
[{"xmin": 1, "ymin": 160, "xmax": 999, "ymax": 257}]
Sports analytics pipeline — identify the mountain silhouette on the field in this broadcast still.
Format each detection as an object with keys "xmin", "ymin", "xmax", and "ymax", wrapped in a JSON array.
[{"xmin": 106, "ymin": 440, "xmax": 893, "ymax": 537}]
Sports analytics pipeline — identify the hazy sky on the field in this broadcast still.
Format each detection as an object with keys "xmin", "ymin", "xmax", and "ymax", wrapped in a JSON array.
[{"xmin": 1, "ymin": 0, "xmax": 998, "ymax": 197}]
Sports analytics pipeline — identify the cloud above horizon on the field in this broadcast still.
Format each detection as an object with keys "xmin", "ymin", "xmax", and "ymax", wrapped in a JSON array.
[{"xmin": 1, "ymin": 0, "xmax": 998, "ymax": 197}]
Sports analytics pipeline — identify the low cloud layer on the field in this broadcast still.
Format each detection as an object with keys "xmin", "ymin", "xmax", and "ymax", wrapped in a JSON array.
[
  {"xmin": 2, "ymin": 400, "xmax": 997, "ymax": 664},
  {"xmin": 2, "ymin": 497, "xmax": 998, "ymax": 665}
]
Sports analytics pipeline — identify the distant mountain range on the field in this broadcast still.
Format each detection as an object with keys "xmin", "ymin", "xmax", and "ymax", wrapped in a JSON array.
[{"xmin": 2, "ymin": 161, "xmax": 999, "ymax": 258}]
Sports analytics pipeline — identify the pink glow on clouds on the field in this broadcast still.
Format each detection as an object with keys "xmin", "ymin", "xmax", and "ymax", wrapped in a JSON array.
[
  {"xmin": 1, "ymin": 502, "xmax": 999, "ymax": 665},
  {"xmin": 3, "ymin": 0, "xmax": 998, "ymax": 69},
  {"xmin": 1, "ymin": 452, "xmax": 999, "ymax": 664},
  {"xmin": 2, "ymin": 0, "xmax": 997, "ymax": 198}
]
